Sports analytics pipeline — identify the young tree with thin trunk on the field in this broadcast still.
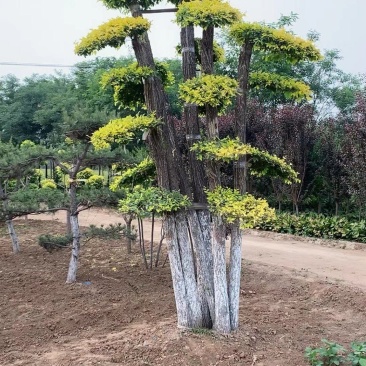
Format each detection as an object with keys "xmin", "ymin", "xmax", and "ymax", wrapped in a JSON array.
[
  {"xmin": 54, "ymin": 107, "xmax": 131, "ymax": 283},
  {"xmin": 75, "ymin": 0, "xmax": 317, "ymax": 333}
]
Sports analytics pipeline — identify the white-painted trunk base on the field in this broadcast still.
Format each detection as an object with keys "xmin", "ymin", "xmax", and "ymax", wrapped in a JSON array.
[
  {"xmin": 188, "ymin": 210, "xmax": 215, "ymax": 328},
  {"xmin": 229, "ymin": 225, "xmax": 242, "ymax": 331},
  {"xmin": 6, "ymin": 220, "xmax": 20, "ymax": 254},
  {"xmin": 175, "ymin": 212, "xmax": 202, "ymax": 328},
  {"xmin": 66, "ymin": 215, "xmax": 81, "ymax": 283},
  {"xmin": 164, "ymin": 216, "xmax": 190, "ymax": 328},
  {"xmin": 212, "ymin": 216, "xmax": 231, "ymax": 333}
]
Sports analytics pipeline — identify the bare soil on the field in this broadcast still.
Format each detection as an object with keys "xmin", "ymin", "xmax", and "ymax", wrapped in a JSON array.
[{"xmin": 1, "ymin": 217, "xmax": 366, "ymax": 366}]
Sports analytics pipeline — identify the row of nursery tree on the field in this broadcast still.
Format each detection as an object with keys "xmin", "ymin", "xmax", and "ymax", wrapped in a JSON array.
[
  {"xmin": 0, "ymin": 0, "xmax": 365, "ymax": 333},
  {"xmin": 1, "ymin": 38, "xmax": 365, "ymax": 216}
]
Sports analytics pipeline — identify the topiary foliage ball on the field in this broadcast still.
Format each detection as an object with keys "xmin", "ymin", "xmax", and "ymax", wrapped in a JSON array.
[{"xmin": 100, "ymin": 0, "xmax": 162, "ymax": 10}]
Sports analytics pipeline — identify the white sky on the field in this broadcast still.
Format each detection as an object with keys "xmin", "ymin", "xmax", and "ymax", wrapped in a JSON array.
[{"xmin": 0, "ymin": 0, "xmax": 365, "ymax": 80}]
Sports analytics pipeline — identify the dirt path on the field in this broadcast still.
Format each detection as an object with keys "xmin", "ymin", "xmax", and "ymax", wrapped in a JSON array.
[{"xmin": 32, "ymin": 208, "xmax": 366, "ymax": 290}]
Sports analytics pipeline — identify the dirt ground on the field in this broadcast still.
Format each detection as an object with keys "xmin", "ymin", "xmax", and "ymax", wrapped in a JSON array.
[
  {"xmin": 1, "ymin": 218, "xmax": 366, "ymax": 366},
  {"xmin": 34, "ymin": 208, "xmax": 366, "ymax": 290}
]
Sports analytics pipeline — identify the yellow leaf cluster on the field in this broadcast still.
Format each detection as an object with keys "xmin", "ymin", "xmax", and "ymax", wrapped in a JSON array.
[
  {"xmin": 230, "ymin": 22, "xmax": 321, "ymax": 63},
  {"xmin": 176, "ymin": 0, "xmax": 243, "ymax": 29},
  {"xmin": 179, "ymin": 74, "xmax": 238, "ymax": 115},
  {"xmin": 250, "ymin": 71, "xmax": 312, "ymax": 101},
  {"xmin": 192, "ymin": 137, "xmax": 299, "ymax": 184},
  {"xmin": 91, "ymin": 115, "xmax": 160, "ymax": 150},
  {"xmin": 101, "ymin": 62, "xmax": 174, "ymax": 109},
  {"xmin": 110, "ymin": 157, "xmax": 155, "ymax": 191},
  {"xmin": 75, "ymin": 17, "xmax": 151, "ymax": 56},
  {"xmin": 206, "ymin": 187, "xmax": 275, "ymax": 228}
]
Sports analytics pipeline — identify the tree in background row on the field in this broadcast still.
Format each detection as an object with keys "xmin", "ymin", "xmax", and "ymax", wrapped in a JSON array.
[
  {"xmin": 0, "ymin": 141, "xmax": 66, "ymax": 253},
  {"xmin": 342, "ymin": 94, "xmax": 366, "ymax": 219}
]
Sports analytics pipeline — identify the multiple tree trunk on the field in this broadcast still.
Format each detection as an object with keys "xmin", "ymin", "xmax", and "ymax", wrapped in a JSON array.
[{"xmin": 127, "ymin": 3, "xmax": 246, "ymax": 333}]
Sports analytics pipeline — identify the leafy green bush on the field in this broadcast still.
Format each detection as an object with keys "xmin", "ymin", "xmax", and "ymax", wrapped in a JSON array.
[
  {"xmin": 28, "ymin": 168, "xmax": 42, "ymax": 184},
  {"xmin": 257, "ymin": 212, "xmax": 366, "ymax": 243},
  {"xmin": 38, "ymin": 234, "xmax": 72, "ymax": 252},
  {"xmin": 40, "ymin": 179, "xmax": 57, "ymax": 189},
  {"xmin": 119, "ymin": 186, "xmax": 191, "ymax": 217},
  {"xmin": 305, "ymin": 340, "xmax": 366, "ymax": 366},
  {"xmin": 348, "ymin": 342, "xmax": 366, "ymax": 365},
  {"xmin": 77, "ymin": 168, "xmax": 95, "ymax": 180},
  {"xmin": 86, "ymin": 175, "xmax": 105, "ymax": 189},
  {"xmin": 305, "ymin": 340, "xmax": 346, "ymax": 366},
  {"xmin": 85, "ymin": 223, "xmax": 136, "ymax": 241}
]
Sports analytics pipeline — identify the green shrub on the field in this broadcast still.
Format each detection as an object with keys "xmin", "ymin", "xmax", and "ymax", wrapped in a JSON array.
[
  {"xmin": 86, "ymin": 175, "xmax": 105, "ymax": 189},
  {"xmin": 28, "ymin": 168, "xmax": 42, "ymax": 184},
  {"xmin": 305, "ymin": 339, "xmax": 345, "ymax": 365},
  {"xmin": 348, "ymin": 342, "xmax": 366, "ymax": 365},
  {"xmin": 257, "ymin": 212, "xmax": 366, "ymax": 243},
  {"xmin": 40, "ymin": 179, "xmax": 57, "ymax": 189},
  {"xmin": 85, "ymin": 223, "xmax": 137, "ymax": 241},
  {"xmin": 305, "ymin": 340, "xmax": 366, "ymax": 366},
  {"xmin": 38, "ymin": 234, "xmax": 72, "ymax": 252},
  {"xmin": 77, "ymin": 168, "xmax": 95, "ymax": 180}
]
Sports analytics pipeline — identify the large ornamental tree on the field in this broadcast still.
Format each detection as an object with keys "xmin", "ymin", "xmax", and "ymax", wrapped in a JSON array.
[{"xmin": 75, "ymin": 0, "xmax": 320, "ymax": 333}]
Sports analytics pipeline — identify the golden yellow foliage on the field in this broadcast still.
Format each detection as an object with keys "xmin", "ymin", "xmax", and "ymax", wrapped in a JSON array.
[
  {"xmin": 176, "ymin": 0, "xmax": 243, "ymax": 29},
  {"xmin": 91, "ymin": 115, "xmax": 160, "ymax": 150},
  {"xmin": 230, "ymin": 22, "xmax": 321, "ymax": 63},
  {"xmin": 75, "ymin": 17, "xmax": 151, "ymax": 56}
]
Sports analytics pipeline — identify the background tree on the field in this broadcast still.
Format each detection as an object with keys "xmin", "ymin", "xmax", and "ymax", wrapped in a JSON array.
[
  {"xmin": 251, "ymin": 105, "xmax": 316, "ymax": 214},
  {"xmin": 312, "ymin": 118, "xmax": 347, "ymax": 215},
  {"xmin": 0, "ymin": 141, "xmax": 65, "ymax": 253},
  {"xmin": 53, "ymin": 106, "xmax": 131, "ymax": 283},
  {"xmin": 342, "ymin": 94, "xmax": 366, "ymax": 219}
]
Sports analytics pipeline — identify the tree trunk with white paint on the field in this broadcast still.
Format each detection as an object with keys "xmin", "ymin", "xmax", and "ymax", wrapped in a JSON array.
[
  {"xmin": 229, "ymin": 224, "xmax": 242, "ymax": 330},
  {"xmin": 164, "ymin": 215, "xmax": 190, "ymax": 328},
  {"xmin": 6, "ymin": 220, "xmax": 20, "ymax": 254},
  {"xmin": 188, "ymin": 210, "xmax": 215, "ymax": 327},
  {"xmin": 66, "ymin": 214, "xmax": 81, "ymax": 283},
  {"xmin": 212, "ymin": 216, "xmax": 231, "ymax": 333},
  {"xmin": 175, "ymin": 211, "xmax": 202, "ymax": 327},
  {"xmin": 181, "ymin": 24, "xmax": 214, "ymax": 328}
]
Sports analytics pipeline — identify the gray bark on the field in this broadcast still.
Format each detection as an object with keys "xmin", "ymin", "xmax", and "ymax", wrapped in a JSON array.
[
  {"xmin": 122, "ymin": 214, "xmax": 133, "ymax": 254},
  {"xmin": 175, "ymin": 212, "xmax": 202, "ymax": 327},
  {"xmin": 66, "ymin": 210, "xmax": 72, "ymax": 235},
  {"xmin": 228, "ymin": 41, "xmax": 255, "ymax": 333},
  {"xmin": 181, "ymin": 25, "xmax": 213, "ymax": 328},
  {"xmin": 65, "ymin": 148, "xmax": 87, "ymax": 283},
  {"xmin": 164, "ymin": 216, "xmax": 190, "ymax": 328},
  {"xmin": 6, "ymin": 220, "xmax": 20, "ymax": 254},
  {"xmin": 234, "ymin": 42, "xmax": 253, "ymax": 195},
  {"xmin": 201, "ymin": 25, "xmax": 232, "ymax": 333},
  {"xmin": 138, "ymin": 218, "xmax": 148, "ymax": 269},
  {"xmin": 188, "ymin": 210, "xmax": 215, "ymax": 327},
  {"xmin": 212, "ymin": 216, "xmax": 231, "ymax": 333},
  {"xmin": 229, "ymin": 224, "xmax": 242, "ymax": 331},
  {"xmin": 66, "ymin": 214, "xmax": 81, "ymax": 283},
  {"xmin": 150, "ymin": 212, "xmax": 155, "ymax": 269}
]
